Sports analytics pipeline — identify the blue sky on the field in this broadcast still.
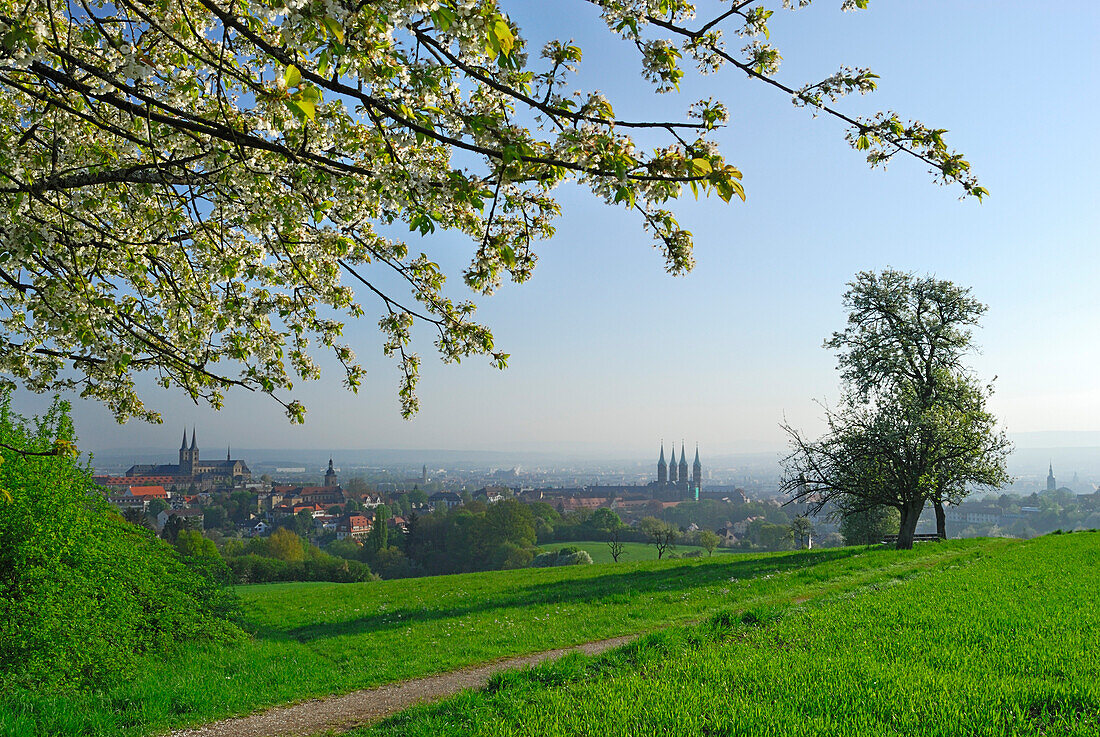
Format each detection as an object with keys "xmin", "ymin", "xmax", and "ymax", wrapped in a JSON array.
[{"xmin": 18, "ymin": 1, "xmax": 1100, "ymax": 457}]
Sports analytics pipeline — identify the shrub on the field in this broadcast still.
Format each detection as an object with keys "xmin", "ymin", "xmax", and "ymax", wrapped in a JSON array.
[
  {"xmin": 225, "ymin": 552, "xmax": 376, "ymax": 583},
  {"xmin": 529, "ymin": 547, "xmax": 593, "ymax": 568},
  {"xmin": 0, "ymin": 394, "xmax": 241, "ymax": 692}
]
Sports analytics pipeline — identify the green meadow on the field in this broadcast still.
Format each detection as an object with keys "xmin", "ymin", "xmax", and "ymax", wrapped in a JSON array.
[
  {"xmin": 0, "ymin": 541, "xmax": 987, "ymax": 737},
  {"xmin": 356, "ymin": 532, "xmax": 1100, "ymax": 737},
  {"xmin": 537, "ymin": 540, "xmax": 731, "ymax": 564}
]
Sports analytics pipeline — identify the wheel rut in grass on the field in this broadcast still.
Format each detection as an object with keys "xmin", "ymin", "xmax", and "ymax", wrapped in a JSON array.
[{"xmin": 166, "ymin": 634, "xmax": 637, "ymax": 737}]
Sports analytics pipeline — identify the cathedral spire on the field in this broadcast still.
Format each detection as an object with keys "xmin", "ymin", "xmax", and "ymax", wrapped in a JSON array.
[
  {"xmin": 657, "ymin": 441, "xmax": 668, "ymax": 484},
  {"xmin": 227, "ymin": 446, "xmax": 231, "ymax": 462},
  {"xmin": 181, "ymin": 428, "xmax": 188, "ymax": 450},
  {"xmin": 693, "ymin": 443, "xmax": 700, "ymax": 464},
  {"xmin": 190, "ymin": 427, "xmax": 197, "ymax": 450},
  {"xmin": 669, "ymin": 445, "xmax": 677, "ymax": 483}
]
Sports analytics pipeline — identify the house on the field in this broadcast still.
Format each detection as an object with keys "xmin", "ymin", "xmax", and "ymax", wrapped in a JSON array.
[
  {"xmin": 250, "ymin": 520, "xmax": 270, "ymax": 537},
  {"xmin": 271, "ymin": 484, "xmax": 347, "ymax": 506},
  {"xmin": 359, "ymin": 493, "xmax": 385, "ymax": 509},
  {"xmin": 335, "ymin": 514, "xmax": 372, "ymax": 540},
  {"xmin": 715, "ymin": 524, "xmax": 739, "ymax": 546},
  {"xmin": 474, "ymin": 485, "xmax": 510, "ymax": 504},
  {"xmin": 428, "ymin": 491, "xmax": 463, "ymax": 510}
]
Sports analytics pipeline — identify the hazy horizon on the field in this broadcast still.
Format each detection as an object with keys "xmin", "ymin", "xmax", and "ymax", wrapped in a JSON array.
[{"xmin": 7, "ymin": 2, "xmax": 1099, "ymax": 462}]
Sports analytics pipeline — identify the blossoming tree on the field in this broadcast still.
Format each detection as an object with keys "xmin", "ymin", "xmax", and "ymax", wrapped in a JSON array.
[{"xmin": 0, "ymin": 0, "xmax": 985, "ymax": 423}]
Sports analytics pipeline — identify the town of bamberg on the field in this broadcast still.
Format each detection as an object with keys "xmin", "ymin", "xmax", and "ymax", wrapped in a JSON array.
[{"xmin": 1, "ymin": 2, "xmax": 1097, "ymax": 736}]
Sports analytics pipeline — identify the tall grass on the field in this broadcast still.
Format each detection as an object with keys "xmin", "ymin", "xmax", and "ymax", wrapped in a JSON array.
[
  {"xmin": 362, "ymin": 533, "xmax": 1099, "ymax": 736},
  {"xmin": 0, "ymin": 540, "xmax": 988, "ymax": 736}
]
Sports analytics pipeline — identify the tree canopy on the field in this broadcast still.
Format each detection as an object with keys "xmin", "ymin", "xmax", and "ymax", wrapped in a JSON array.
[
  {"xmin": 781, "ymin": 271, "xmax": 1010, "ymax": 549},
  {"xmin": 0, "ymin": 1, "xmax": 985, "ymax": 423}
]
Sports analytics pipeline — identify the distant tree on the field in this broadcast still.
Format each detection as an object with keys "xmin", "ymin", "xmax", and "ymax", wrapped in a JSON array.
[
  {"xmin": 367, "ymin": 504, "xmax": 391, "ymax": 555},
  {"xmin": 839, "ymin": 505, "xmax": 900, "ymax": 545},
  {"xmin": 260, "ymin": 474, "xmax": 273, "ymax": 485},
  {"xmin": 408, "ymin": 488, "xmax": 429, "ymax": 506},
  {"xmin": 373, "ymin": 545, "xmax": 415, "ymax": 579},
  {"xmin": 146, "ymin": 498, "xmax": 170, "ymax": 519},
  {"xmin": 265, "ymin": 528, "xmax": 306, "ymax": 563},
  {"xmin": 204, "ymin": 506, "xmax": 227, "ymax": 531},
  {"xmin": 482, "ymin": 499, "xmax": 536, "ymax": 546},
  {"xmin": 293, "ymin": 509, "xmax": 315, "ymax": 538},
  {"xmin": 222, "ymin": 538, "xmax": 246, "ymax": 557},
  {"xmin": 639, "ymin": 517, "xmax": 678, "ymax": 560},
  {"xmin": 160, "ymin": 515, "xmax": 185, "ymax": 544},
  {"xmin": 748, "ymin": 519, "xmax": 793, "ymax": 551},
  {"xmin": 325, "ymin": 538, "xmax": 362, "ymax": 562},
  {"xmin": 174, "ymin": 529, "xmax": 218, "ymax": 557},
  {"xmin": 590, "ymin": 508, "xmax": 623, "ymax": 533},
  {"xmin": 528, "ymin": 502, "xmax": 561, "ymax": 524},
  {"xmin": 789, "ymin": 516, "xmax": 815, "ymax": 549},
  {"xmin": 698, "ymin": 530, "xmax": 720, "ymax": 557},
  {"xmin": 607, "ymin": 527, "xmax": 627, "ymax": 563},
  {"xmin": 344, "ymin": 498, "xmax": 363, "ymax": 514},
  {"xmin": 121, "ymin": 507, "xmax": 150, "ymax": 529},
  {"xmin": 783, "ymin": 271, "xmax": 1010, "ymax": 548}
]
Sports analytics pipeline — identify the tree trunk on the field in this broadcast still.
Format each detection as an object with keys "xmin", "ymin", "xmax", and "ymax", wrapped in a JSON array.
[
  {"xmin": 896, "ymin": 502, "xmax": 922, "ymax": 550},
  {"xmin": 934, "ymin": 499, "xmax": 946, "ymax": 540}
]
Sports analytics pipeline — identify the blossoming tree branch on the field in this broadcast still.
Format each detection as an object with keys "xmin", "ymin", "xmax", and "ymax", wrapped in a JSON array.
[{"xmin": 0, "ymin": 0, "xmax": 984, "ymax": 423}]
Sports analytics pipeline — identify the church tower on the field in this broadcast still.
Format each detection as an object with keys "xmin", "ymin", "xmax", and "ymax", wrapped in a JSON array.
[
  {"xmin": 668, "ymin": 445, "xmax": 678, "ymax": 484},
  {"xmin": 179, "ymin": 428, "xmax": 188, "ymax": 471},
  {"xmin": 657, "ymin": 443, "xmax": 668, "ymax": 484},
  {"xmin": 678, "ymin": 441, "xmax": 688, "ymax": 488},
  {"xmin": 325, "ymin": 458, "xmax": 338, "ymax": 487},
  {"xmin": 1047, "ymin": 462, "xmax": 1056, "ymax": 491},
  {"xmin": 692, "ymin": 444, "xmax": 702, "ymax": 495},
  {"xmin": 180, "ymin": 428, "xmax": 199, "ymax": 475}
]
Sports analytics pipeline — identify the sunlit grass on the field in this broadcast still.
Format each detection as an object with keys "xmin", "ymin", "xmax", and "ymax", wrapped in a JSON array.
[
  {"xmin": 359, "ymin": 533, "xmax": 1100, "ymax": 737},
  {"xmin": 0, "ymin": 540, "xmax": 989, "ymax": 737},
  {"xmin": 537, "ymin": 540, "xmax": 731, "ymax": 563}
]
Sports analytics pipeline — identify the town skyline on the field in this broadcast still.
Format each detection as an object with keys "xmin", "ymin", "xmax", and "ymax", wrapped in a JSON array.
[{"xmin": 6, "ymin": 2, "xmax": 1098, "ymax": 462}]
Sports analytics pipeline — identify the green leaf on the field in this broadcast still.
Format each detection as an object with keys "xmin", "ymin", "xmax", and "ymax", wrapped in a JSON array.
[
  {"xmin": 288, "ymin": 98, "xmax": 316, "ymax": 121},
  {"xmin": 284, "ymin": 65, "xmax": 302, "ymax": 88},
  {"xmin": 856, "ymin": 134, "xmax": 871, "ymax": 150},
  {"xmin": 488, "ymin": 19, "xmax": 514, "ymax": 57},
  {"xmin": 691, "ymin": 158, "xmax": 712, "ymax": 175},
  {"xmin": 322, "ymin": 17, "xmax": 344, "ymax": 44}
]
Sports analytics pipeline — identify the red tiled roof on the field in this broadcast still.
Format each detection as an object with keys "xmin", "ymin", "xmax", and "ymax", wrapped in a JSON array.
[{"xmin": 127, "ymin": 485, "xmax": 168, "ymax": 498}]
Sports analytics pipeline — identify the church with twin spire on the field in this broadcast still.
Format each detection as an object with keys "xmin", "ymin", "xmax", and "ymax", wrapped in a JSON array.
[
  {"xmin": 654, "ymin": 441, "xmax": 702, "ymax": 499},
  {"xmin": 125, "ymin": 428, "xmax": 252, "ymax": 486}
]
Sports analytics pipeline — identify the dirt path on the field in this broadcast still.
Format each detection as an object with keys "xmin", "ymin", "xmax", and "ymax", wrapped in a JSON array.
[{"xmin": 167, "ymin": 634, "xmax": 636, "ymax": 737}]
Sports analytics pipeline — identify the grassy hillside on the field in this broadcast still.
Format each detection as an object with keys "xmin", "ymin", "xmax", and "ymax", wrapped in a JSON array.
[
  {"xmin": 356, "ymin": 532, "xmax": 1100, "ymax": 736},
  {"xmin": 2, "ymin": 540, "xmax": 993, "ymax": 736},
  {"xmin": 538, "ymin": 540, "xmax": 730, "ymax": 564}
]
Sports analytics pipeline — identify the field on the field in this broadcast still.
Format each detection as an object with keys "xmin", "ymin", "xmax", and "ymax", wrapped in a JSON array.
[
  {"xmin": 538, "ymin": 540, "xmax": 731, "ymax": 564},
  {"xmin": 351, "ymin": 532, "xmax": 1100, "ymax": 736},
  {"xmin": 0, "ymin": 541, "xmax": 988, "ymax": 737}
]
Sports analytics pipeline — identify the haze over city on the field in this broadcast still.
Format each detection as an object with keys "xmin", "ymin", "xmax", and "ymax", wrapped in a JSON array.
[{"xmin": 9, "ymin": 2, "xmax": 1098, "ymax": 461}]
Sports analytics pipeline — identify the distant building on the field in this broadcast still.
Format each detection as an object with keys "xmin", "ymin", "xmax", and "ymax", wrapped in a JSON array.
[
  {"xmin": 1047, "ymin": 463, "xmax": 1057, "ymax": 491},
  {"xmin": 653, "ymin": 441, "xmax": 703, "ymax": 499},
  {"xmin": 429, "ymin": 491, "xmax": 463, "ymax": 510},
  {"xmin": 335, "ymin": 514, "xmax": 371, "ymax": 541},
  {"xmin": 125, "ymin": 428, "xmax": 251, "ymax": 486}
]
